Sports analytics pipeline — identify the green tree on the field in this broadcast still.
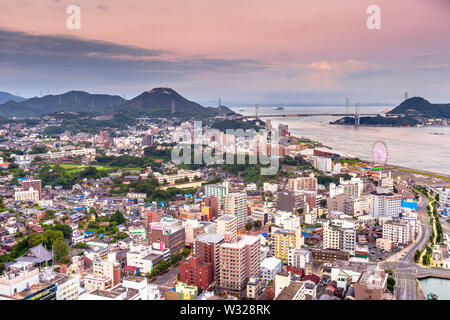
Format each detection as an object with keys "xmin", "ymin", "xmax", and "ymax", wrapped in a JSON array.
[
  {"xmin": 42, "ymin": 229, "xmax": 64, "ymax": 249},
  {"xmin": 110, "ymin": 210, "xmax": 126, "ymax": 225},
  {"xmin": 53, "ymin": 238, "xmax": 69, "ymax": 263},
  {"xmin": 73, "ymin": 242, "xmax": 89, "ymax": 249},
  {"xmin": 54, "ymin": 224, "xmax": 73, "ymax": 239},
  {"xmin": 27, "ymin": 232, "xmax": 43, "ymax": 247},
  {"xmin": 182, "ymin": 248, "xmax": 191, "ymax": 257}
]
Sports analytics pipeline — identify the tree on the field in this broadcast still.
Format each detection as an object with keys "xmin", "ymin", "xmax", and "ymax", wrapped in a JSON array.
[
  {"xmin": 42, "ymin": 229, "xmax": 64, "ymax": 249},
  {"xmin": 414, "ymin": 250, "xmax": 421, "ymax": 263},
  {"xmin": 27, "ymin": 232, "xmax": 43, "ymax": 248},
  {"xmin": 54, "ymin": 224, "xmax": 73, "ymax": 239},
  {"xmin": 387, "ymin": 276, "xmax": 395, "ymax": 293},
  {"xmin": 53, "ymin": 238, "xmax": 69, "ymax": 263},
  {"xmin": 182, "ymin": 248, "xmax": 190, "ymax": 257},
  {"xmin": 245, "ymin": 222, "xmax": 253, "ymax": 232},
  {"xmin": 73, "ymin": 242, "xmax": 89, "ymax": 249},
  {"xmin": 110, "ymin": 210, "xmax": 126, "ymax": 225},
  {"xmin": 320, "ymin": 199, "xmax": 327, "ymax": 207},
  {"xmin": 29, "ymin": 145, "xmax": 48, "ymax": 155}
]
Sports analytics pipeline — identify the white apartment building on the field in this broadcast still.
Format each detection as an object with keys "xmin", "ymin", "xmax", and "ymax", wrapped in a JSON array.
[
  {"xmin": 263, "ymin": 183, "xmax": 278, "ymax": 193},
  {"xmin": 370, "ymin": 192, "xmax": 402, "ymax": 218},
  {"xmin": 14, "ymin": 187, "xmax": 39, "ymax": 203},
  {"xmin": 251, "ymin": 206, "xmax": 270, "ymax": 225},
  {"xmin": 204, "ymin": 182, "xmax": 229, "ymax": 199},
  {"xmin": 341, "ymin": 226, "xmax": 356, "ymax": 256},
  {"xmin": 126, "ymin": 245, "xmax": 163, "ymax": 274},
  {"xmin": 382, "ymin": 220, "xmax": 413, "ymax": 246},
  {"xmin": 340, "ymin": 177, "xmax": 364, "ymax": 197},
  {"xmin": 440, "ymin": 188, "xmax": 450, "ymax": 207},
  {"xmin": 314, "ymin": 156, "xmax": 332, "ymax": 173},
  {"xmin": 216, "ymin": 214, "xmax": 237, "ymax": 243},
  {"xmin": 323, "ymin": 221, "xmax": 341, "ymax": 250},
  {"xmin": 288, "ymin": 247, "xmax": 311, "ymax": 270},
  {"xmin": 273, "ymin": 211, "xmax": 300, "ymax": 231},
  {"xmin": 260, "ymin": 257, "xmax": 282, "ymax": 281},
  {"xmin": 154, "ymin": 169, "xmax": 199, "ymax": 185},
  {"xmin": 92, "ymin": 253, "xmax": 121, "ymax": 286},
  {"xmin": 40, "ymin": 268, "xmax": 80, "ymax": 300},
  {"xmin": 223, "ymin": 192, "xmax": 247, "ymax": 230}
]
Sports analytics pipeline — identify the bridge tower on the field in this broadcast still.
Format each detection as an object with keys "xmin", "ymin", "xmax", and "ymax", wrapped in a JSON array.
[
  {"xmin": 355, "ymin": 102, "xmax": 360, "ymax": 127},
  {"xmin": 255, "ymin": 104, "xmax": 259, "ymax": 120}
]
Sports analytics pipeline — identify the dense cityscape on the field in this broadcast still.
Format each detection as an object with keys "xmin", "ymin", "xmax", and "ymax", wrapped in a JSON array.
[
  {"xmin": 0, "ymin": 0, "xmax": 449, "ymax": 309},
  {"xmin": 0, "ymin": 107, "xmax": 449, "ymax": 301}
]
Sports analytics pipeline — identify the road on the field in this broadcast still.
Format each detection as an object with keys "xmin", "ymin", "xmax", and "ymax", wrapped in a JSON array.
[
  {"xmin": 152, "ymin": 265, "xmax": 180, "ymax": 297},
  {"xmin": 394, "ymin": 189, "xmax": 431, "ymax": 300}
]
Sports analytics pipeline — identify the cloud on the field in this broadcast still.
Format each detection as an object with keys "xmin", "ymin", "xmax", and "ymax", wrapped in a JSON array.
[{"xmin": 0, "ymin": 29, "xmax": 267, "ymax": 95}]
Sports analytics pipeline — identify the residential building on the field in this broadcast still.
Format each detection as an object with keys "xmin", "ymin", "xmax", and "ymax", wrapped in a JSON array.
[
  {"xmin": 219, "ymin": 236, "xmax": 261, "ymax": 294},
  {"xmin": 193, "ymin": 233, "xmax": 224, "ymax": 280},
  {"xmin": 288, "ymin": 248, "xmax": 311, "ymax": 270},
  {"xmin": 216, "ymin": 214, "xmax": 237, "ymax": 243},
  {"xmin": 223, "ymin": 193, "xmax": 247, "ymax": 230},
  {"xmin": 288, "ymin": 177, "xmax": 318, "ymax": 192},
  {"xmin": 260, "ymin": 257, "xmax": 282, "ymax": 281},
  {"xmin": 273, "ymin": 228, "xmax": 304, "ymax": 262},
  {"xmin": 180, "ymin": 256, "xmax": 214, "ymax": 290},
  {"xmin": 204, "ymin": 182, "xmax": 229, "ymax": 200},
  {"xmin": 382, "ymin": 220, "xmax": 413, "ymax": 246}
]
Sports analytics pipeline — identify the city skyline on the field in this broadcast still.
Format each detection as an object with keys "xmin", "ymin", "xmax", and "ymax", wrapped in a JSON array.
[{"xmin": 0, "ymin": 0, "xmax": 449, "ymax": 104}]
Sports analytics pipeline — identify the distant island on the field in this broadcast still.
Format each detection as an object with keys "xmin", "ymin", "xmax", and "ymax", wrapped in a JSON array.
[
  {"xmin": 275, "ymin": 107, "xmax": 284, "ymax": 110},
  {"xmin": 331, "ymin": 97, "xmax": 450, "ymax": 127}
]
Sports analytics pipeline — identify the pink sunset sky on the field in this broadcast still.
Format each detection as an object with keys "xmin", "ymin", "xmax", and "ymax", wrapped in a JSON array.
[{"xmin": 0, "ymin": 0, "xmax": 449, "ymax": 104}]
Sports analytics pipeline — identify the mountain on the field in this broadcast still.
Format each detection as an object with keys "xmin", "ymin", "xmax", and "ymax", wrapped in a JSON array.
[
  {"xmin": 389, "ymin": 97, "xmax": 450, "ymax": 117},
  {"xmin": 0, "ymin": 91, "xmax": 126, "ymax": 118},
  {"xmin": 0, "ymin": 91, "xmax": 26, "ymax": 104},
  {"xmin": 115, "ymin": 87, "xmax": 236, "ymax": 120}
]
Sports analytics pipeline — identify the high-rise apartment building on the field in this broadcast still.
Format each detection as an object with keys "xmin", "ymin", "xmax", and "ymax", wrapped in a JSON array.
[
  {"xmin": 216, "ymin": 215, "xmax": 237, "ymax": 243},
  {"xmin": 382, "ymin": 220, "xmax": 413, "ymax": 246},
  {"xmin": 219, "ymin": 236, "xmax": 261, "ymax": 294},
  {"xmin": 204, "ymin": 182, "xmax": 229, "ymax": 200},
  {"xmin": 273, "ymin": 228, "xmax": 304, "ymax": 262},
  {"xmin": 193, "ymin": 233, "xmax": 224, "ymax": 280},
  {"xmin": 223, "ymin": 193, "xmax": 247, "ymax": 230}
]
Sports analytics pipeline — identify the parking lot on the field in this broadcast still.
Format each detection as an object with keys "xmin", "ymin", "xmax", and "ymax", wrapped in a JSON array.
[{"xmin": 367, "ymin": 243, "xmax": 396, "ymax": 262}]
